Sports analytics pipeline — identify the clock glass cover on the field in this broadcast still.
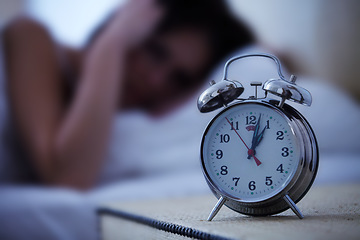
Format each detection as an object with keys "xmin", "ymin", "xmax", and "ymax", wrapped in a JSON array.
[{"xmin": 201, "ymin": 102, "xmax": 301, "ymax": 202}]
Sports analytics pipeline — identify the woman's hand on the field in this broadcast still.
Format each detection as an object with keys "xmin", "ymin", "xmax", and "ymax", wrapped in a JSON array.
[
  {"xmin": 51, "ymin": 0, "xmax": 165, "ymax": 189},
  {"xmin": 100, "ymin": 0, "xmax": 164, "ymax": 49},
  {"xmin": 4, "ymin": 1, "xmax": 164, "ymax": 190}
]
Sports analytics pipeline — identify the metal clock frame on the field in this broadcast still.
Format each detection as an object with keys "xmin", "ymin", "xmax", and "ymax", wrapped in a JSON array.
[
  {"xmin": 198, "ymin": 53, "xmax": 319, "ymax": 220},
  {"xmin": 200, "ymin": 100, "xmax": 319, "ymax": 220}
]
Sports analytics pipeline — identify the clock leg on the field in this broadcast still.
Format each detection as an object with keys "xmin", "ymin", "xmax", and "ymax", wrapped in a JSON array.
[
  {"xmin": 207, "ymin": 196, "xmax": 226, "ymax": 221},
  {"xmin": 283, "ymin": 194, "xmax": 304, "ymax": 219}
]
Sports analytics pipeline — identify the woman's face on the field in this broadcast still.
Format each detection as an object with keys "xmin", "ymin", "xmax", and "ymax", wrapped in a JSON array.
[{"xmin": 122, "ymin": 28, "xmax": 211, "ymax": 114}]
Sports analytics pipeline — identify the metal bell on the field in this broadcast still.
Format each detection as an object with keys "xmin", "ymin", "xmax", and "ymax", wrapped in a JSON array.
[
  {"xmin": 263, "ymin": 75, "xmax": 312, "ymax": 106},
  {"xmin": 197, "ymin": 80, "xmax": 244, "ymax": 113}
]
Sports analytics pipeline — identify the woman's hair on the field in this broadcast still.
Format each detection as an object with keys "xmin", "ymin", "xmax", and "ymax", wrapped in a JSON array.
[
  {"xmin": 88, "ymin": 0, "xmax": 254, "ymax": 78},
  {"xmin": 156, "ymin": 0, "xmax": 254, "ymax": 70}
]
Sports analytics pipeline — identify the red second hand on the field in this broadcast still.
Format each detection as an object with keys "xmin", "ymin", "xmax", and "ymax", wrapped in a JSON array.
[{"xmin": 225, "ymin": 117, "xmax": 262, "ymax": 166}]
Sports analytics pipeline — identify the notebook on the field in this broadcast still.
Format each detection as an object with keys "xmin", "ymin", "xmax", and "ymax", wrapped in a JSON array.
[{"xmin": 98, "ymin": 184, "xmax": 360, "ymax": 240}]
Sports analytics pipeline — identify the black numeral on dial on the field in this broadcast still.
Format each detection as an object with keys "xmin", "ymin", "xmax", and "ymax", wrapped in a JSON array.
[
  {"xmin": 220, "ymin": 134, "xmax": 230, "ymax": 143},
  {"xmin": 266, "ymin": 120, "xmax": 270, "ymax": 129},
  {"xmin": 246, "ymin": 116, "xmax": 256, "ymax": 125},
  {"xmin": 265, "ymin": 176, "xmax": 273, "ymax": 186},
  {"xmin": 276, "ymin": 131, "xmax": 284, "ymax": 140},
  {"xmin": 216, "ymin": 150, "xmax": 223, "ymax": 159},
  {"xmin": 276, "ymin": 164, "xmax": 284, "ymax": 173},
  {"xmin": 282, "ymin": 147, "xmax": 289, "ymax": 157},
  {"xmin": 220, "ymin": 166, "xmax": 228, "ymax": 175},
  {"xmin": 230, "ymin": 121, "xmax": 239, "ymax": 130},
  {"xmin": 233, "ymin": 177, "xmax": 240, "ymax": 186},
  {"xmin": 248, "ymin": 181, "xmax": 256, "ymax": 190}
]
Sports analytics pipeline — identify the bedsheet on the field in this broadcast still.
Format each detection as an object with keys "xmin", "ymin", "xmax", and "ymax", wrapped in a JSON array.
[{"xmin": 1, "ymin": 155, "xmax": 360, "ymax": 240}]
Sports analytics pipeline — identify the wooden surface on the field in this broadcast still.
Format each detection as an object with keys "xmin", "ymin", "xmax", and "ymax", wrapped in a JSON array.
[{"xmin": 100, "ymin": 184, "xmax": 360, "ymax": 240}]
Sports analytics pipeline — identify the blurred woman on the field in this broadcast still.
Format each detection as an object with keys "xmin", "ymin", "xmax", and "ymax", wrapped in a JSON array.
[{"xmin": 1, "ymin": 0, "xmax": 253, "ymax": 189}]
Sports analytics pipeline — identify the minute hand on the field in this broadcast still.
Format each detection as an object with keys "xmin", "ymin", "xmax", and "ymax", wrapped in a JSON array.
[
  {"xmin": 247, "ymin": 115, "xmax": 261, "ymax": 159},
  {"xmin": 248, "ymin": 114, "xmax": 261, "ymax": 159}
]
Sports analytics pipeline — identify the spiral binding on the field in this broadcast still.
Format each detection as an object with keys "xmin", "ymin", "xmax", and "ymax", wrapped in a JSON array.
[{"xmin": 98, "ymin": 207, "xmax": 235, "ymax": 240}]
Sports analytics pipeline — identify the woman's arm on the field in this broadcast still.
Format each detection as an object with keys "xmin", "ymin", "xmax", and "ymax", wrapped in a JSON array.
[{"xmin": 4, "ymin": 0, "xmax": 163, "ymax": 189}]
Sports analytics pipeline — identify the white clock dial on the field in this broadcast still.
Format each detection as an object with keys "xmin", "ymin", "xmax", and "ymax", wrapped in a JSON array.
[{"xmin": 202, "ymin": 102, "xmax": 301, "ymax": 202}]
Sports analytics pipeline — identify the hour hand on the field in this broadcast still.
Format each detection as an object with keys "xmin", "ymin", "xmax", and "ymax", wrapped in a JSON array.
[{"xmin": 255, "ymin": 126, "xmax": 266, "ymax": 146}]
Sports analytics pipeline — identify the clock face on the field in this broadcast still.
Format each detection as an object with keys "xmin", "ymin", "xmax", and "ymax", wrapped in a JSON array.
[{"xmin": 201, "ymin": 102, "xmax": 301, "ymax": 202}]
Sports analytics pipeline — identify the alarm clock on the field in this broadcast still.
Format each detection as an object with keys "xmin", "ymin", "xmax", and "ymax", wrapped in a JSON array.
[{"xmin": 198, "ymin": 53, "xmax": 318, "ymax": 220}]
